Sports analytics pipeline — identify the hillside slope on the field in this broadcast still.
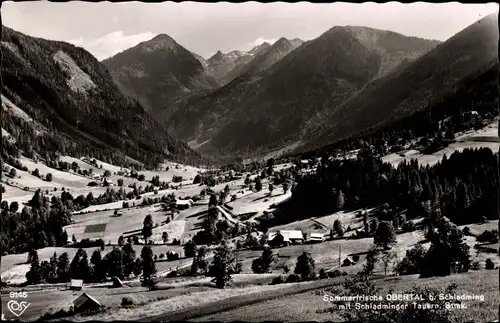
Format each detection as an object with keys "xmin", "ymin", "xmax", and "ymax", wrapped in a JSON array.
[
  {"xmin": 102, "ymin": 34, "xmax": 219, "ymax": 117},
  {"xmin": 306, "ymin": 14, "xmax": 498, "ymax": 150},
  {"xmin": 0, "ymin": 27, "xmax": 204, "ymax": 168},
  {"xmin": 164, "ymin": 26, "xmax": 441, "ymax": 159}
]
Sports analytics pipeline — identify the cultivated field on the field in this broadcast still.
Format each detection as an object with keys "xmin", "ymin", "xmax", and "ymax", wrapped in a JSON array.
[{"xmin": 382, "ymin": 121, "xmax": 499, "ymax": 166}]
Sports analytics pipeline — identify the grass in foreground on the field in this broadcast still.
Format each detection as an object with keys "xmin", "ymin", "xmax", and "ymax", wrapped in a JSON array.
[{"xmin": 195, "ymin": 269, "xmax": 499, "ymax": 322}]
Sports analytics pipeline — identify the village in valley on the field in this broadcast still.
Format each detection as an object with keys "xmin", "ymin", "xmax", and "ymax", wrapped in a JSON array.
[{"xmin": 1, "ymin": 117, "xmax": 499, "ymax": 322}]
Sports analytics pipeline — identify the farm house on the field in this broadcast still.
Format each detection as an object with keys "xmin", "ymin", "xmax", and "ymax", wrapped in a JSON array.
[
  {"xmin": 308, "ymin": 232, "xmax": 325, "ymax": 243},
  {"xmin": 70, "ymin": 279, "xmax": 83, "ymax": 291},
  {"xmin": 73, "ymin": 293, "xmax": 101, "ymax": 313},
  {"xmin": 175, "ymin": 199, "xmax": 193, "ymax": 210},
  {"xmin": 341, "ymin": 257, "xmax": 355, "ymax": 267},
  {"xmin": 268, "ymin": 230, "xmax": 304, "ymax": 247}
]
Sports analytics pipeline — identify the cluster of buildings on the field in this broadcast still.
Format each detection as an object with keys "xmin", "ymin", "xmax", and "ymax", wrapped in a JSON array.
[{"xmin": 266, "ymin": 230, "xmax": 325, "ymax": 247}]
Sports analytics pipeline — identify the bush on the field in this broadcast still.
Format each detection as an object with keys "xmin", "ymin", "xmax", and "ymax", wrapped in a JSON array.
[
  {"xmin": 327, "ymin": 270, "xmax": 345, "ymax": 278},
  {"xmin": 477, "ymin": 230, "xmax": 499, "ymax": 243},
  {"xmin": 270, "ymin": 276, "xmax": 285, "ymax": 285},
  {"xmin": 319, "ymin": 269, "xmax": 328, "ymax": 279},
  {"xmin": 40, "ymin": 308, "xmax": 75, "ymax": 320},
  {"xmin": 286, "ymin": 274, "xmax": 301, "ymax": 283},
  {"xmin": 121, "ymin": 297, "xmax": 134, "ymax": 307},
  {"xmin": 472, "ymin": 261, "xmax": 481, "ymax": 270},
  {"xmin": 352, "ymin": 254, "xmax": 360, "ymax": 262}
]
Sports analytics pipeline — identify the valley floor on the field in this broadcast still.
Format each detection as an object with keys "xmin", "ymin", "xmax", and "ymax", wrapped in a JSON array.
[{"xmin": 1, "ymin": 119, "xmax": 499, "ymax": 322}]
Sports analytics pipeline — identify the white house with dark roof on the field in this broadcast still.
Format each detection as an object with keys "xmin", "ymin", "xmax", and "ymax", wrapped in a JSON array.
[
  {"xmin": 70, "ymin": 279, "xmax": 83, "ymax": 290},
  {"xmin": 308, "ymin": 232, "xmax": 325, "ymax": 243}
]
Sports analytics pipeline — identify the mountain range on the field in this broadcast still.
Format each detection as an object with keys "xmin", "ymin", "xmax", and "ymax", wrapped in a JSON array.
[
  {"xmin": 158, "ymin": 14, "xmax": 495, "ymax": 160},
  {"xmin": 3, "ymin": 13, "xmax": 497, "ymax": 166}
]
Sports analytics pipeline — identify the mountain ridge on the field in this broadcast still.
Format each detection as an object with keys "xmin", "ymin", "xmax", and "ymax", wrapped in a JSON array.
[
  {"xmin": 102, "ymin": 33, "xmax": 219, "ymax": 117},
  {"xmin": 1, "ymin": 26, "xmax": 205, "ymax": 168},
  {"xmin": 162, "ymin": 25, "xmax": 445, "ymax": 159}
]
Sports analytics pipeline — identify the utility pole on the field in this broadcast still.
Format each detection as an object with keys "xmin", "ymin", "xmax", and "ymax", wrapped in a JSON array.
[{"xmin": 338, "ymin": 245, "xmax": 341, "ymax": 268}]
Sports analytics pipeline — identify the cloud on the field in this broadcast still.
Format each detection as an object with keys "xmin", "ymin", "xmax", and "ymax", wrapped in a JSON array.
[
  {"xmin": 248, "ymin": 37, "xmax": 277, "ymax": 48},
  {"xmin": 68, "ymin": 31, "xmax": 157, "ymax": 61}
]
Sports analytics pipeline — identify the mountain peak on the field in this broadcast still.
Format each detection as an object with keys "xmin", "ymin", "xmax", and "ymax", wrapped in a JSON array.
[
  {"xmin": 248, "ymin": 42, "xmax": 272, "ymax": 55},
  {"xmin": 209, "ymin": 50, "xmax": 225, "ymax": 60},
  {"xmin": 151, "ymin": 33, "xmax": 175, "ymax": 42},
  {"xmin": 136, "ymin": 33, "xmax": 180, "ymax": 53},
  {"xmin": 276, "ymin": 37, "xmax": 290, "ymax": 44},
  {"xmin": 272, "ymin": 37, "xmax": 295, "ymax": 50}
]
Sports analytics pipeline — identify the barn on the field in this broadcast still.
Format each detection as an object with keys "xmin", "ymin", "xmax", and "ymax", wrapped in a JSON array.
[
  {"xmin": 73, "ymin": 293, "xmax": 101, "ymax": 313},
  {"xmin": 342, "ymin": 257, "xmax": 355, "ymax": 267},
  {"xmin": 175, "ymin": 199, "xmax": 192, "ymax": 210},
  {"xmin": 70, "ymin": 279, "xmax": 83, "ymax": 291},
  {"xmin": 308, "ymin": 232, "xmax": 325, "ymax": 243},
  {"xmin": 268, "ymin": 230, "xmax": 304, "ymax": 247},
  {"xmin": 111, "ymin": 277, "xmax": 123, "ymax": 288}
]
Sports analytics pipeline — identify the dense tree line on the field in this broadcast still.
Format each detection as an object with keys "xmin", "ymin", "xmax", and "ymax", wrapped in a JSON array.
[
  {"xmin": 266, "ymin": 147, "xmax": 497, "ymax": 229},
  {"xmin": 1, "ymin": 190, "xmax": 71, "ymax": 254},
  {"xmin": 23, "ymin": 243, "xmax": 158, "ymax": 285},
  {"xmin": 0, "ymin": 185, "xmax": 166, "ymax": 253}
]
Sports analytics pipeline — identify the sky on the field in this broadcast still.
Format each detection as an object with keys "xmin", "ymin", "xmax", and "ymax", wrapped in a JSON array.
[{"xmin": 2, "ymin": 1, "xmax": 498, "ymax": 60}]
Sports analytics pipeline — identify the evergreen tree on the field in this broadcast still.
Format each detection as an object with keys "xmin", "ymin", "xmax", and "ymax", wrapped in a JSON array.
[
  {"xmin": 209, "ymin": 240, "xmax": 237, "ymax": 288},
  {"xmin": 333, "ymin": 219, "xmax": 343, "ymax": 237},
  {"xmin": 90, "ymin": 249, "xmax": 104, "ymax": 282},
  {"xmin": 255, "ymin": 178, "xmax": 263, "ymax": 191},
  {"xmin": 122, "ymin": 243, "xmax": 137, "ymax": 278},
  {"xmin": 395, "ymin": 244, "xmax": 426, "ymax": 276},
  {"xmin": 26, "ymin": 251, "xmax": 42, "ymax": 284},
  {"xmin": 294, "ymin": 252, "xmax": 316, "ymax": 281},
  {"xmin": 269, "ymin": 184, "xmax": 274, "ymax": 196},
  {"xmin": 209, "ymin": 194, "xmax": 218, "ymax": 208},
  {"xmin": 251, "ymin": 247, "xmax": 276, "ymax": 273},
  {"xmin": 142, "ymin": 214, "xmax": 153, "ymax": 244},
  {"xmin": 191, "ymin": 246, "xmax": 208, "ymax": 276},
  {"xmin": 184, "ymin": 240, "xmax": 196, "ymax": 257},
  {"xmin": 104, "ymin": 247, "xmax": 125, "ymax": 279},
  {"xmin": 69, "ymin": 248, "xmax": 90, "ymax": 281},
  {"xmin": 374, "ymin": 221, "xmax": 397, "ymax": 250},
  {"xmin": 361, "ymin": 248, "xmax": 378, "ymax": 275},
  {"xmin": 420, "ymin": 219, "xmax": 471, "ymax": 278},
  {"xmin": 57, "ymin": 252, "xmax": 70, "ymax": 282},
  {"xmin": 140, "ymin": 246, "xmax": 156, "ymax": 286},
  {"xmin": 118, "ymin": 235, "xmax": 125, "ymax": 246}
]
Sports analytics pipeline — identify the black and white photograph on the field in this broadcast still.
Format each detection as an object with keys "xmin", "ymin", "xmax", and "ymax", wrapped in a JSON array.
[{"xmin": 0, "ymin": 1, "xmax": 499, "ymax": 322}]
